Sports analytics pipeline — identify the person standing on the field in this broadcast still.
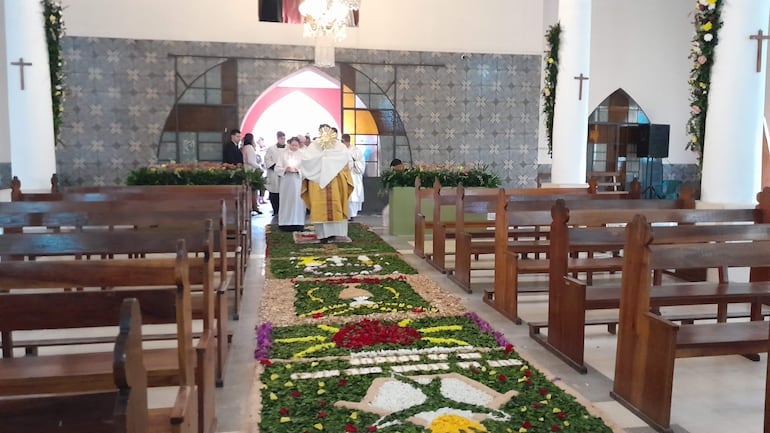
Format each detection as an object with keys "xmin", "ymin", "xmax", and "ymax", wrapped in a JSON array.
[
  {"xmin": 275, "ymin": 136, "xmax": 306, "ymax": 231},
  {"xmin": 241, "ymin": 133, "xmax": 263, "ymax": 215},
  {"xmin": 299, "ymin": 124, "xmax": 354, "ymax": 242},
  {"xmin": 256, "ymin": 136, "xmax": 268, "ymax": 204},
  {"xmin": 222, "ymin": 129, "xmax": 243, "ymax": 165},
  {"xmin": 263, "ymin": 131, "xmax": 286, "ymax": 215},
  {"xmin": 343, "ymin": 133, "xmax": 365, "ymax": 219}
]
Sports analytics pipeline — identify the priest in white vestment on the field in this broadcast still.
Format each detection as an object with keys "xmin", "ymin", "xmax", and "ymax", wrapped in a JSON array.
[
  {"xmin": 299, "ymin": 125, "xmax": 354, "ymax": 242},
  {"xmin": 275, "ymin": 136, "xmax": 306, "ymax": 231},
  {"xmin": 343, "ymin": 133, "xmax": 365, "ymax": 219}
]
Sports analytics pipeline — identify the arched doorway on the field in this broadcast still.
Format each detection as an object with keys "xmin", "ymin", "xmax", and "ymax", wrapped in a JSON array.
[{"xmin": 587, "ymin": 88, "xmax": 650, "ymax": 191}]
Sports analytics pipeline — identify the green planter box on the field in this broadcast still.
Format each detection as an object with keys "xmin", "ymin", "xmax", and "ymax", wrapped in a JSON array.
[
  {"xmin": 388, "ymin": 187, "xmax": 417, "ymax": 236},
  {"xmin": 388, "ymin": 187, "xmax": 460, "ymax": 236}
]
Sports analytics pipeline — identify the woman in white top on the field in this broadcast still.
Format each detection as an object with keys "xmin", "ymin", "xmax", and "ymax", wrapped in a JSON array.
[{"xmin": 241, "ymin": 133, "xmax": 263, "ymax": 215}]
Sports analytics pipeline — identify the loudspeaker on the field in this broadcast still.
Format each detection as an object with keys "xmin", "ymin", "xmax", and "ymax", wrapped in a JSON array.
[{"xmin": 637, "ymin": 124, "xmax": 670, "ymax": 158}]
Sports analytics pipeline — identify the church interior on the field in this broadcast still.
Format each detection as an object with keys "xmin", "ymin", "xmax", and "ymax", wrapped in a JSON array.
[{"xmin": 2, "ymin": 1, "xmax": 770, "ymax": 432}]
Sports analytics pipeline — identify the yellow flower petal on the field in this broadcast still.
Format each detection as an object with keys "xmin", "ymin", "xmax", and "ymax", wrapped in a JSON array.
[
  {"xmin": 350, "ymin": 412, "xmax": 358, "ymax": 420},
  {"xmin": 314, "ymin": 423, "xmax": 324, "ymax": 430},
  {"xmin": 280, "ymin": 417, "xmax": 291, "ymax": 423},
  {"xmin": 269, "ymin": 393, "xmax": 278, "ymax": 400}
]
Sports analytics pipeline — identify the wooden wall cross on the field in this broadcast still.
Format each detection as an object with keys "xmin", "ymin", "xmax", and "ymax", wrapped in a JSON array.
[
  {"xmin": 574, "ymin": 73, "xmax": 589, "ymax": 100},
  {"xmin": 10, "ymin": 57, "xmax": 32, "ymax": 90},
  {"xmin": 749, "ymin": 29, "xmax": 770, "ymax": 72}
]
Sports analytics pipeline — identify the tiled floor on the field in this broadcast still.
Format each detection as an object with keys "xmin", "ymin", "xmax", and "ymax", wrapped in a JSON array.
[{"xmin": 217, "ymin": 212, "xmax": 768, "ymax": 433}]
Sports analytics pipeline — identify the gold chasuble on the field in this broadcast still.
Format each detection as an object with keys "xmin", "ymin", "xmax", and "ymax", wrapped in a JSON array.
[{"xmin": 301, "ymin": 166, "xmax": 353, "ymax": 223}]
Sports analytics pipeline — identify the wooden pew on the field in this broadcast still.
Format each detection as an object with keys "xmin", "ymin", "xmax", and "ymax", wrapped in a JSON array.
[
  {"xmin": 425, "ymin": 181, "xmax": 641, "ymax": 276},
  {"xmin": 448, "ymin": 181, "xmax": 649, "ymax": 292},
  {"xmin": 536, "ymin": 218, "xmax": 769, "ymax": 373},
  {"xmin": 0, "ymin": 298, "xmax": 197, "ymax": 433},
  {"xmin": 0, "ymin": 241, "xmax": 214, "ymax": 433},
  {"xmin": 0, "ymin": 197, "xmax": 244, "ymax": 321},
  {"xmin": 9, "ymin": 178, "xmax": 248, "ymax": 298},
  {"xmin": 0, "ymin": 211, "xmax": 231, "ymax": 389},
  {"xmin": 483, "ymin": 188, "xmax": 695, "ymax": 320},
  {"xmin": 0, "ymin": 199, "xmax": 239, "ymax": 315},
  {"xmin": 611, "ymin": 215, "xmax": 770, "ymax": 433},
  {"xmin": 0, "ymin": 235, "xmax": 216, "ymax": 432}
]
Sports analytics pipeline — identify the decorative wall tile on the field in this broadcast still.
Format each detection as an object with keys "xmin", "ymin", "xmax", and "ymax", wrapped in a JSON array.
[{"xmin": 57, "ymin": 36, "xmax": 695, "ymax": 189}]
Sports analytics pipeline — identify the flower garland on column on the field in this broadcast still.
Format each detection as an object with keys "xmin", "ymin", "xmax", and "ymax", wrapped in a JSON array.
[
  {"xmin": 42, "ymin": 0, "xmax": 65, "ymax": 144},
  {"xmin": 685, "ymin": 0, "xmax": 722, "ymax": 168},
  {"xmin": 542, "ymin": 23, "xmax": 561, "ymax": 157}
]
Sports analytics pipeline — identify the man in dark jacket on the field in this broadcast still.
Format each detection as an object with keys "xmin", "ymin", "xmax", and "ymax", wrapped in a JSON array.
[{"xmin": 223, "ymin": 129, "xmax": 243, "ymax": 164}]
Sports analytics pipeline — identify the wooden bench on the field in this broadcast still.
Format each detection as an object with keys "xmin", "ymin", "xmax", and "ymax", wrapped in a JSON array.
[
  {"xmin": 483, "ymin": 189, "xmax": 696, "ymax": 321},
  {"xmin": 529, "ymin": 193, "xmax": 770, "ymax": 373},
  {"xmin": 0, "ymin": 199, "xmax": 240, "ymax": 315},
  {"xmin": 9, "ymin": 178, "xmax": 249, "ymax": 295},
  {"xmin": 611, "ymin": 215, "xmax": 770, "ymax": 433},
  {"xmin": 0, "ymin": 241, "xmax": 214, "ymax": 433},
  {"xmin": 448, "ymin": 180, "xmax": 653, "ymax": 292},
  {"xmin": 0, "ymin": 298, "xmax": 197, "ymax": 433},
  {"xmin": 535, "ymin": 217, "xmax": 769, "ymax": 373},
  {"xmin": 423, "ymin": 181, "xmax": 641, "ymax": 275},
  {"xmin": 0, "ymin": 210, "xmax": 232, "ymax": 389},
  {"xmin": 0, "ymin": 196, "xmax": 244, "ymax": 321}
]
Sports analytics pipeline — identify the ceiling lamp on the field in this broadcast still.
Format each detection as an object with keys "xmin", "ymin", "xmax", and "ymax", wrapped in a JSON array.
[{"xmin": 299, "ymin": 0, "xmax": 361, "ymax": 67}]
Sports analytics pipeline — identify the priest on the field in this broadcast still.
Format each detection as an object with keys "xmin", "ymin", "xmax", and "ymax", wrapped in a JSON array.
[{"xmin": 299, "ymin": 125, "xmax": 354, "ymax": 243}]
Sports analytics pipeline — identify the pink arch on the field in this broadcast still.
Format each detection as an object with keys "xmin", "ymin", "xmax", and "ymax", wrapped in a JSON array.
[{"xmin": 240, "ymin": 68, "xmax": 342, "ymax": 136}]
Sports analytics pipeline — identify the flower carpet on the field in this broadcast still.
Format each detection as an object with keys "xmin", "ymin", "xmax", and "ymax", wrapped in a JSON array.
[{"xmin": 258, "ymin": 224, "xmax": 615, "ymax": 433}]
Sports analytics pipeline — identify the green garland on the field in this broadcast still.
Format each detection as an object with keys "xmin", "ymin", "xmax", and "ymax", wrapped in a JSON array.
[
  {"xmin": 542, "ymin": 22, "xmax": 561, "ymax": 157},
  {"xmin": 685, "ymin": 0, "xmax": 722, "ymax": 168},
  {"xmin": 42, "ymin": 0, "xmax": 65, "ymax": 143},
  {"xmin": 380, "ymin": 164, "xmax": 500, "ymax": 190}
]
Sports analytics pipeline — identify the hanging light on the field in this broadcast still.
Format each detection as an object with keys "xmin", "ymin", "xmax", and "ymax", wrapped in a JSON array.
[{"xmin": 299, "ymin": 0, "xmax": 360, "ymax": 67}]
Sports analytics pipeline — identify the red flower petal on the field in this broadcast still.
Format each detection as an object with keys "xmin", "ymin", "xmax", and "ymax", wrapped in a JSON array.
[
  {"xmin": 337, "ymin": 378, "xmax": 348, "ymax": 387},
  {"xmin": 533, "ymin": 402, "xmax": 542, "ymax": 408},
  {"xmin": 412, "ymin": 308, "xmax": 424, "ymax": 313},
  {"xmin": 312, "ymin": 313, "xmax": 324, "ymax": 319},
  {"xmin": 319, "ymin": 401, "xmax": 327, "ymax": 406},
  {"xmin": 539, "ymin": 388, "xmax": 548, "ymax": 395},
  {"xmin": 367, "ymin": 426, "xmax": 378, "ymax": 432},
  {"xmin": 259, "ymin": 359, "xmax": 272, "ymax": 366},
  {"xmin": 317, "ymin": 411, "xmax": 326, "ymax": 418},
  {"xmin": 551, "ymin": 426, "xmax": 561, "ymax": 431},
  {"xmin": 290, "ymin": 391, "xmax": 302, "ymax": 397},
  {"xmin": 522, "ymin": 421, "xmax": 533, "ymax": 428},
  {"xmin": 504, "ymin": 344, "xmax": 514, "ymax": 354},
  {"xmin": 524, "ymin": 370, "xmax": 532, "ymax": 377},
  {"xmin": 345, "ymin": 424, "xmax": 358, "ymax": 432},
  {"xmin": 497, "ymin": 374, "xmax": 507, "ymax": 382},
  {"xmin": 558, "ymin": 412, "xmax": 567, "ymax": 419},
  {"xmin": 279, "ymin": 408, "xmax": 289, "ymax": 415}
]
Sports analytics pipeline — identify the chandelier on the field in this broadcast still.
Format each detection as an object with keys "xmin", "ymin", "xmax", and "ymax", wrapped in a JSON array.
[{"xmin": 299, "ymin": 0, "xmax": 361, "ymax": 67}]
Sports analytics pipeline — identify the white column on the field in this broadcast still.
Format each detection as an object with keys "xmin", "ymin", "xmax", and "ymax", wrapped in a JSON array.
[
  {"xmin": 0, "ymin": 0, "xmax": 12, "ymax": 188},
  {"xmin": 550, "ymin": 0, "xmax": 591, "ymax": 186},
  {"xmin": 700, "ymin": 0, "xmax": 770, "ymax": 206},
  {"xmin": 4, "ymin": 0, "xmax": 57, "ymax": 191}
]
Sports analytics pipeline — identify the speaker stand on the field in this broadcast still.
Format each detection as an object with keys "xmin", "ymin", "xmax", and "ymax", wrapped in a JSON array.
[{"xmin": 642, "ymin": 157, "xmax": 660, "ymax": 199}]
